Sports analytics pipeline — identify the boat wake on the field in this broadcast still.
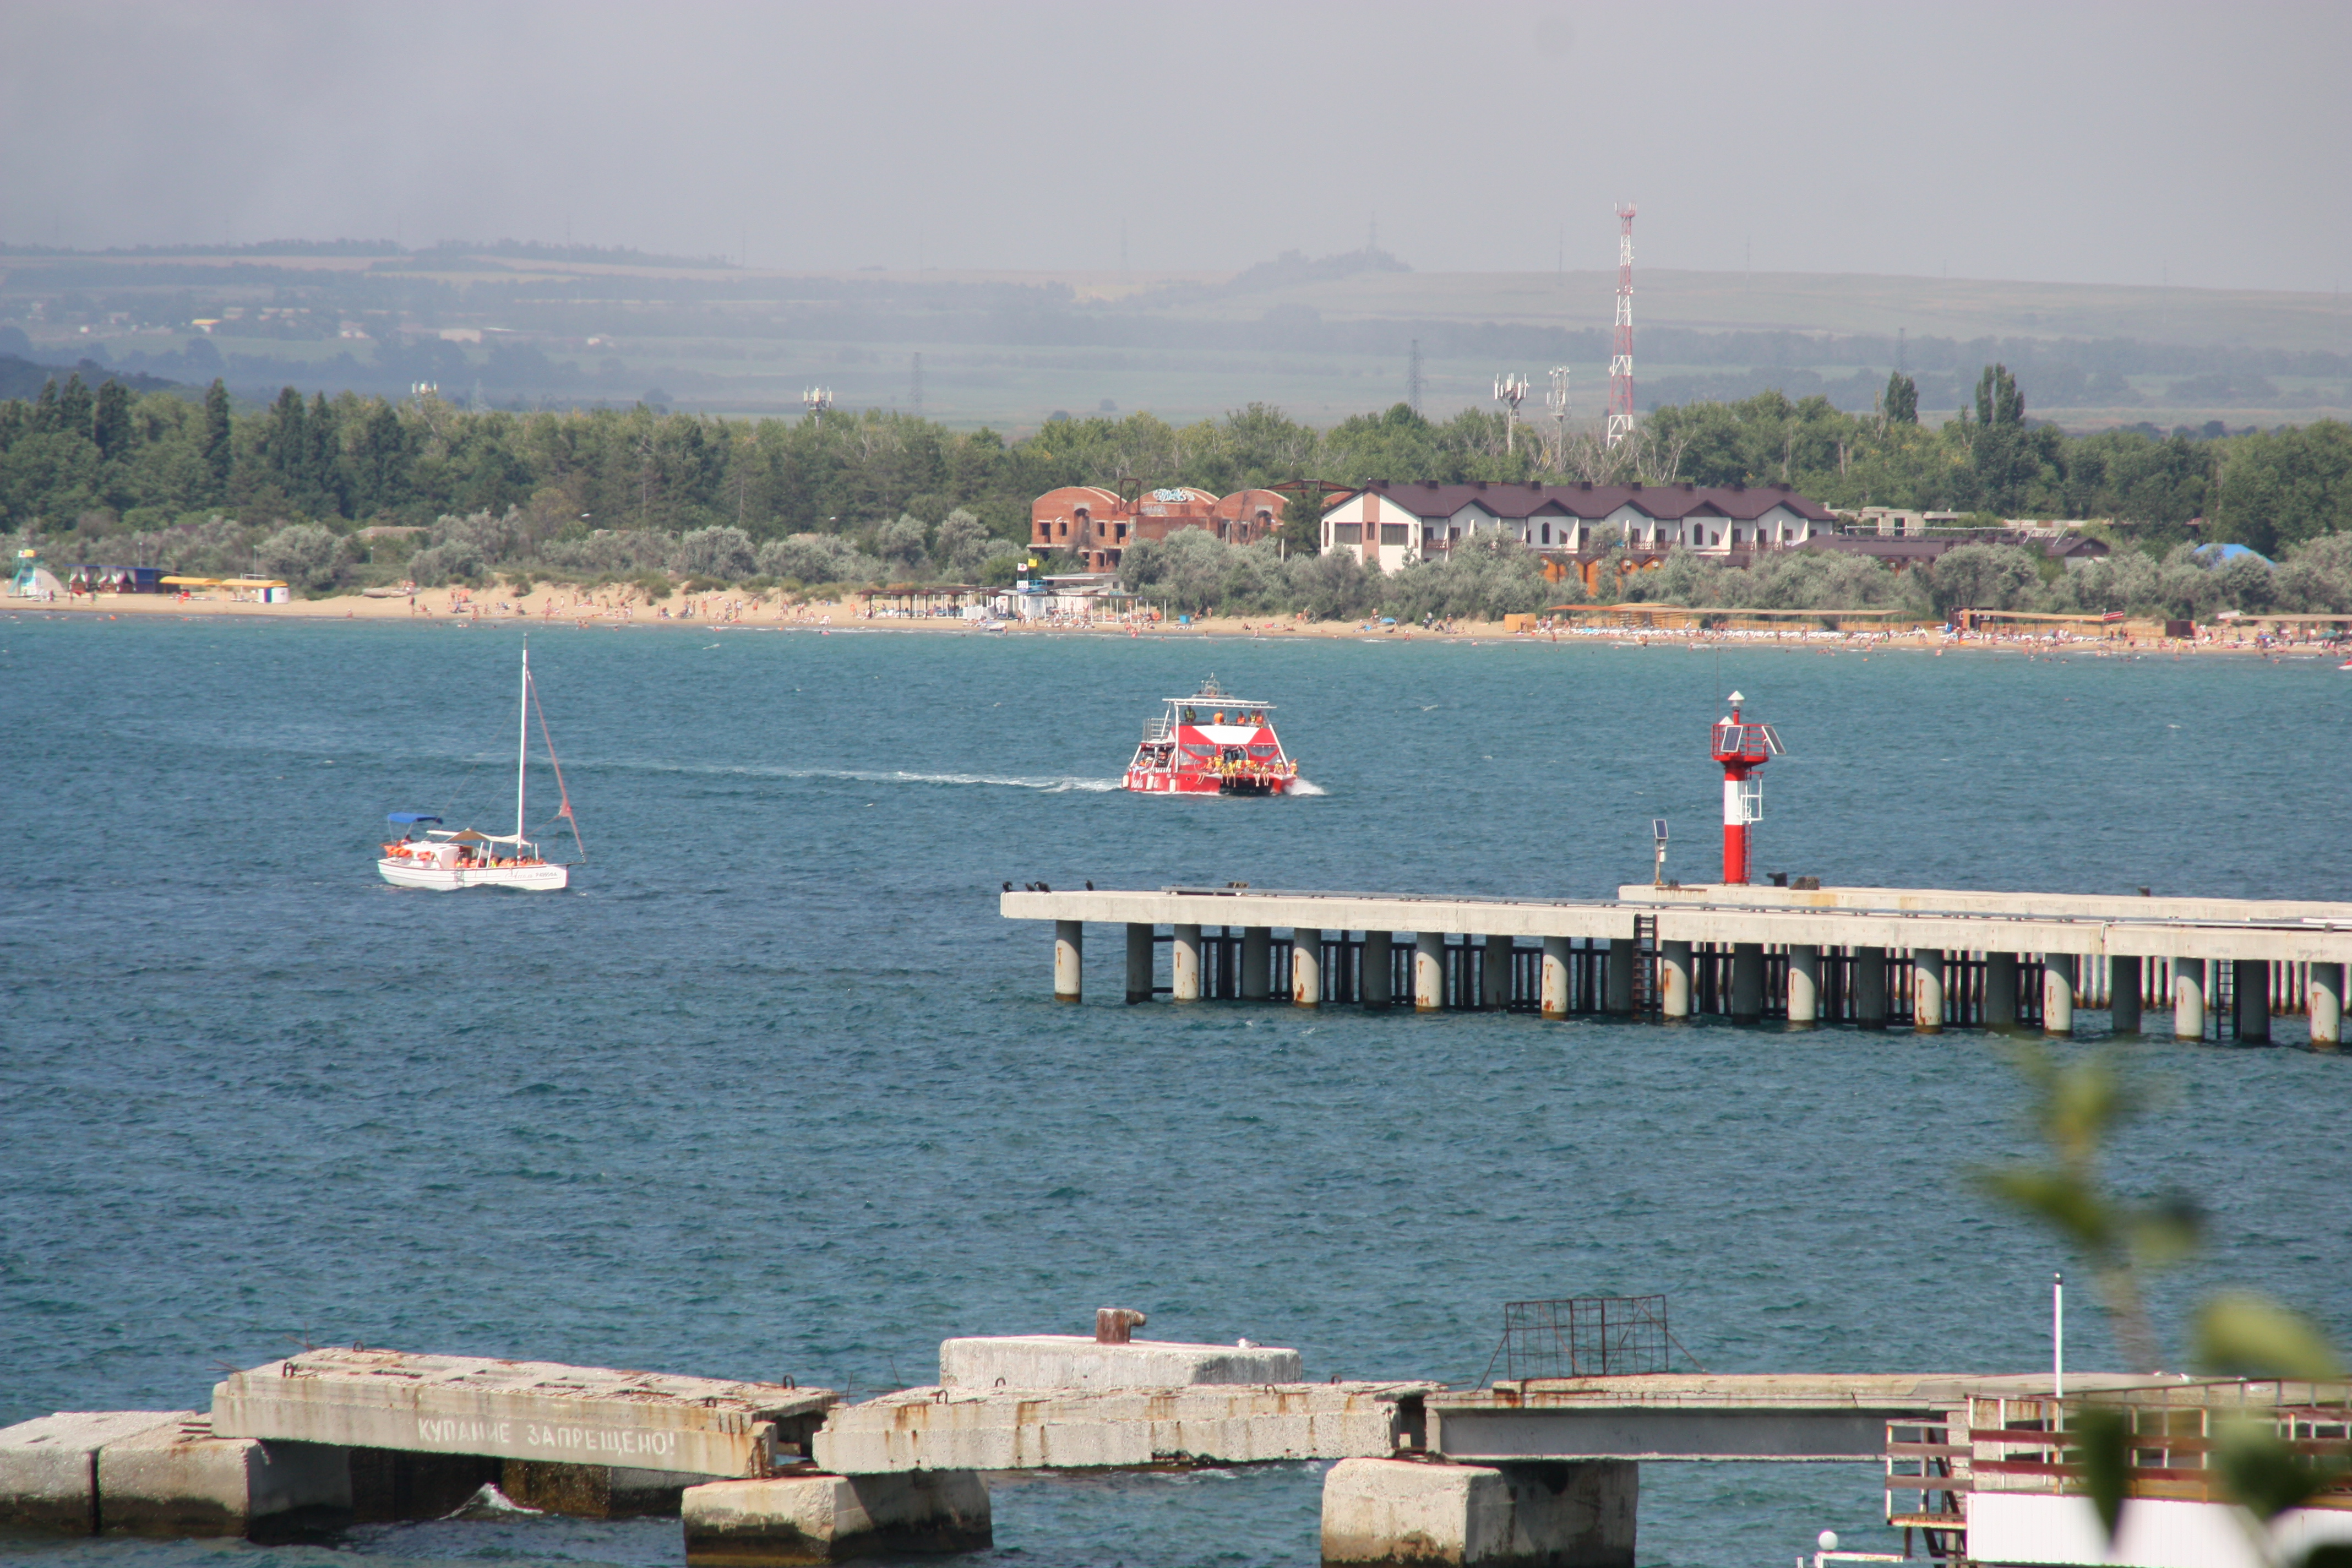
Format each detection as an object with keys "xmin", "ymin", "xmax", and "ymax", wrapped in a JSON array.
[
  {"xmin": 1287, "ymin": 777, "xmax": 1329, "ymax": 796},
  {"xmin": 816, "ymin": 768, "xmax": 1123, "ymax": 793}
]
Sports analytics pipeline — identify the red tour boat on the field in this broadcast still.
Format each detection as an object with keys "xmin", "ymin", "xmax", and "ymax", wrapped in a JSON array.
[{"xmin": 1125, "ymin": 678, "xmax": 1299, "ymax": 796}]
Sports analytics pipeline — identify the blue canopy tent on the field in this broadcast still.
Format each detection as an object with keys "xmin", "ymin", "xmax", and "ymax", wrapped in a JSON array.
[{"xmin": 386, "ymin": 813, "xmax": 443, "ymax": 826}]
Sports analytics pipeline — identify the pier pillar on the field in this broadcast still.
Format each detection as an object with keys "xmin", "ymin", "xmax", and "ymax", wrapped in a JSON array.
[
  {"xmin": 1363, "ymin": 932, "xmax": 1394, "ymax": 1008},
  {"xmin": 1292, "ymin": 930, "xmax": 1323, "ymax": 1008},
  {"xmin": 1912, "ymin": 950, "xmax": 1943, "ymax": 1033},
  {"xmin": 2044, "ymin": 954, "xmax": 2076, "ymax": 1037},
  {"xmin": 1604, "ymin": 939, "xmax": 1634, "ymax": 1015},
  {"xmin": 2309, "ymin": 963, "xmax": 2343, "ymax": 1049},
  {"xmin": 1241, "ymin": 927, "xmax": 1272, "ymax": 1001},
  {"xmin": 1984, "ymin": 952, "xmax": 2019, "ymax": 1030},
  {"xmin": 1125, "ymin": 924, "xmax": 1153, "ymax": 1005},
  {"xmin": 1729, "ymin": 943, "xmax": 1765, "ymax": 1023},
  {"xmin": 1540, "ymin": 937, "xmax": 1572, "ymax": 1019},
  {"xmin": 1172, "ymin": 925, "xmax": 1203, "ymax": 1003},
  {"xmin": 1414, "ymin": 933, "xmax": 1445, "ymax": 1011},
  {"xmin": 2109, "ymin": 955, "xmax": 2143, "ymax": 1035},
  {"xmin": 2174, "ymin": 958, "xmax": 2206, "ymax": 1042},
  {"xmin": 1659, "ymin": 941, "xmax": 1693, "ymax": 1019},
  {"xmin": 1321, "ymin": 1457, "xmax": 1634, "ymax": 1568},
  {"xmin": 1855, "ymin": 947, "xmax": 1888, "ymax": 1028},
  {"xmin": 1054, "ymin": 921, "xmax": 1084, "ymax": 1004},
  {"xmin": 1483, "ymin": 934, "xmax": 1512, "ymax": 1011},
  {"xmin": 1786, "ymin": 945, "xmax": 1820, "ymax": 1027},
  {"xmin": 2235, "ymin": 959, "xmax": 2271, "ymax": 1043},
  {"xmin": 684, "ymin": 1472, "xmax": 991, "ymax": 1566}
]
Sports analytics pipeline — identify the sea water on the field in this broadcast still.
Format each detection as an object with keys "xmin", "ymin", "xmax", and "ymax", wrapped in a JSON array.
[{"xmin": 3, "ymin": 614, "xmax": 2347, "ymax": 1568}]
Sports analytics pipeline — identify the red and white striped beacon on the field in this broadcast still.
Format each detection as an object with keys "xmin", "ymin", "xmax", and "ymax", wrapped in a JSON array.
[{"xmin": 1708, "ymin": 692, "xmax": 1784, "ymax": 885}]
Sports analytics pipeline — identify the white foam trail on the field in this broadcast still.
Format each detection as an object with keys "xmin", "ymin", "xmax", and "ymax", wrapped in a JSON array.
[{"xmin": 1288, "ymin": 777, "xmax": 1329, "ymax": 796}]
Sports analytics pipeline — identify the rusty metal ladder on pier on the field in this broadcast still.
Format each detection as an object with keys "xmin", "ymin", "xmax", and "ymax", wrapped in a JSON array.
[
  {"xmin": 1632, "ymin": 913, "xmax": 1659, "ymax": 1017},
  {"xmin": 1884, "ymin": 1414, "xmax": 1969, "ymax": 1563}
]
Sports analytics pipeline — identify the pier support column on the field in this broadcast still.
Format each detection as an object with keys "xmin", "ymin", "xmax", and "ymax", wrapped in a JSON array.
[
  {"xmin": 1240, "ymin": 927, "xmax": 1272, "ymax": 1001},
  {"xmin": 2109, "ymin": 956, "xmax": 2143, "ymax": 1035},
  {"xmin": 1984, "ymin": 952, "xmax": 2019, "ymax": 1031},
  {"xmin": 1321, "ymin": 1457, "xmax": 1635, "ymax": 1568},
  {"xmin": 1124, "ymin": 924, "xmax": 1153, "ymax": 1005},
  {"xmin": 1054, "ymin": 921, "xmax": 1083, "ymax": 1004},
  {"xmin": 1414, "ymin": 933, "xmax": 1445, "ymax": 1011},
  {"xmin": 2235, "ymin": 959, "xmax": 2271, "ymax": 1043},
  {"xmin": 1787, "ymin": 945, "xmax": 1820, "ymax": 1027},
  {"xmin": 1172, "ymin": 925, "xmax": 1202, "ymax": 1003},
  {"xmin": 1604, "ymin": 939, "xmax": 1634, "ymax": 1015},
  {"xmin": 1362, "ymin": 932, "xmax": 1393, "ymax": 1008},
  {"xmin": 1660, "ymin": 941, "xmax": 1693, "ymax": 1019},
  {"xmin": 1540, "ymin": 938, "xmax": 1572, "ymax": 1019},
  {"xmin": 1855, "ymin": 947, "xmax": 1888, "ymax": 1029},
  {"xmin": 1483, "ymin": 934, "xmax": 1512, "ymax": 1011},
  {"xmin": 2309, "ymin": 963, "xmax": 2343, "ymax": 1049},
  {"xmin": 2044, "ymin": 954, "xmax": 2076, "ymax": 1037},
  {"xmin": 2174, "ymin": 959, "xmax": 2206, "ymax": 1042},
  {"xmin": 1729, "ymin": 943, "xmax": 1765, "ymax": 1023},
  {"xmin": 1912, "ymin": 950, "xmax": 1943, "ymax": 1033},
  {"xmin": 1292, "ymin": 930, "xmax": 1323, "ymax": 1008}
]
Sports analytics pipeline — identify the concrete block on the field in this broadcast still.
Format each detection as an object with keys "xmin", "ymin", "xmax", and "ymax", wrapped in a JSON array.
[
  {"xmin": 503, "ymin": 1458, "xmax": 729, "ymax": 1518},
  {"xmin": 0, "ymin": 1411, "xmax": 184, "ymax": 1534},
  {"xmin": 95, "ymin": 1413, "xmax": 350, "ymax": 1538},
  {"xmin": 1321, "ymin": 1457, "xmax": 1635, "ymax": 1568},
  {"xmin": 683, "ymin": 1471, "xmax": 990, "ymax": 1565},
  {"xmin": 212, "ymin": 1347, "xmax": 832, "ymax": 1478},
  {"xmin": 939, "ymin": 1335, "xmax": 1302, "ymax": 1389},
  {"xmin": 814, "ymin": 1382, "xmax": 1433, "ymax": 1473}
]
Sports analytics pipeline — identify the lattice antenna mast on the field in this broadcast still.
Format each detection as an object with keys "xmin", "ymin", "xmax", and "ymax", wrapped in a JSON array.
[
  {"xmin": 1408, "ymin": 338, "xmax": 1424, "ymax": 416},
  {"xmin": 1607, "ymin": 203, "xmax": 1637, "ymax": 447},
  {"xmin": 1493, "ymin": 373, "xmax": 1528, "ymax": 455},
  {"xmin": 1545, "ymin": 366, "xmax": 1570, "ymax": 471}
]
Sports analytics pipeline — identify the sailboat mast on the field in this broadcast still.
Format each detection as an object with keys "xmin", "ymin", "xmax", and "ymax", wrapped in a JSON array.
[{"xmin": 516, "ymin": 640, "xmax": 530, "ymax": 845}]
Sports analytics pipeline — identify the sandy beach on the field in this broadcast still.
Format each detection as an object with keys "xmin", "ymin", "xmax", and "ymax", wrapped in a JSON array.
[{"xmin": 8, "ymin": 583, "xmax": 2327, "ymax": 657}]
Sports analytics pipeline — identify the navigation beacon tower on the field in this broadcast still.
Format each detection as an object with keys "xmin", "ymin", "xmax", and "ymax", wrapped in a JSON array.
[{"xmin": 1708, "ymin": 691, "xmax": 1784, "ymax": 885}]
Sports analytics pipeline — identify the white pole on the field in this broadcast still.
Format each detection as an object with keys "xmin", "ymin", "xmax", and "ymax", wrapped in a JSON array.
[
  {"xmin": 516, "ymin": 640, "xmax": 530, "ymax": 846},
  {"xmin": 2053, "ymin": 1271, "xmax": 2065, "ymax": 1398}
]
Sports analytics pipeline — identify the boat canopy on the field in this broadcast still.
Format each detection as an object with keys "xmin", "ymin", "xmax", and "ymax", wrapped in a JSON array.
[{"xmin": 387, "ymin": 812, "xmax": 443, "ymax": 825}]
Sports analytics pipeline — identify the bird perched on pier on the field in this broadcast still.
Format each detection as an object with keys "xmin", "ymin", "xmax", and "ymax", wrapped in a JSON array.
[
  {"xmin": 1003, "ymin": 881, "xmax": 1012, "ymax": 891},
  {"xmin": 1085, "ymin": 880, "xmax": 1094, "ymax": 890}
]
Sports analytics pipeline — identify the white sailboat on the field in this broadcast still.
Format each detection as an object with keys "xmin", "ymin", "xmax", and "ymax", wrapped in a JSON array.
[{"xmin": 378, "ymin": 642, "xmax": 582, "ymax": 891}]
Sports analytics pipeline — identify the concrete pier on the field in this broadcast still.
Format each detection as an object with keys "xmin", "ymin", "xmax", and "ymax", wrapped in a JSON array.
[
  {"xmin": 1294, "ymin": 929, "xmax": 1323, "ymax": 1006},
  {"xmin": 1728, "ymin": 943, "xmax": 1763, "ymax": 1023},
  {"xmin": 1125, "ymin": 923, "xmax": 1152, "ymax": 1005},
  {"xmin": 1320, "ymin": 1457, "xmax": 1635, "ymax": 1568},
  {"xmin": 1054, "ymin": 921, "xmax": 1082, "ymax": 1003},
  {"xmin": 1364, "ymin": 932, "xmax": 1393, "ymax": 1007},
  {"xmin": 1604, "ymin": 941, "xmax": 1632, "ymax": 1014},
  {"xmin": 1483, "ymin": 934, "xmax": 1511, "ymax": 1011},
  {"xmin": 2311, "ymin": 962, "xmax": 2343, "ymax": 1048},
  {"xmin": 1984, "ymin": 952, "xmax": 2019, "ymax": 1030},
  {"xmin": 1855, "ymin": 947, "xmax": 1888, "ymax": 1028},
  {"xmin": 211, "ymin": 1349, "xmax": 833, "ymax": 1480},
  {"xmin": 1172, "ymin": 925, "xmax": 1202, "ymax": 1002},
  {"xmin": 938, "ymin": 1336, "xmax": 1302, "ymax": 1391},
  {"xmin": 682, "ymin": 1471, "xmax": 990, "ymax": 1566},
  {"xmin": 1415, "ymin": 932, "xmax": 1444, "ymax": 1011},
  {"xmin": 2044, "ymin": 953, "xmax": 2076, "ymax": 1037},
  {"xmin": 1786, "ymin": 944, "xmax": 1819, "ymax": 1026},
  {"xmin": 2110, "ymin": 955, "xmax": 2143, "ymax": 1035},
  {"xmin": 95, "ymin": 1413, "xmax": 350, "ymax": 1539},
  {"xmin": 2175, "ymin": 957, "xmax": 2207, "ymax": 1041},
  {"xmin": 1659, "ymin": 941, "xmax": 1692, "ymax": 1018},
  {"xmin": 1540, "ymin": 937, "xmax": 1571, "ymax": 1019},
  {"xmin": 2236, "ymin": 959, "xmax": 2271, "ymax": 1043},
  {"xmin": 1242, "ymin": 927, "xmax": 1272, "ymax": 1000},
  {"xmin": 1912, "ymin": 949, "xmax": 1943, "ymax": 1033}
]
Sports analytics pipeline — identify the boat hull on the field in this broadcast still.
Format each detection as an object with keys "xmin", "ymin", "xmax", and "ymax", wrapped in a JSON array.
[
  {"xmin": 378, "ymin": 858, "xmax": 569, "ymax": 891},
  {"xmin": 1123, "ymin": 769, "xmax": 1294, "ymax": 797}
]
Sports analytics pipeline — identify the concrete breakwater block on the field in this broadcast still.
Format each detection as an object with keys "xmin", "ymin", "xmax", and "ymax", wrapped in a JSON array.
[
  {"xmin": 91, "ymin": 1412, "xmax": 347, "ymax": 1539},
  {"xmin": 1, "ymin": 1412, "xmax": 187, "ymax": 1533},
  {"xmin": 813, "ymin": 1382, "xmax": 1436, "ymax": 1473},
  {"xmin": 940, "ymin": 1335, "xmax": 1303, "ymax": 1389},
  {"xmin": 213, "ymin": 1347, "xmax": 834, "ymax": 1479},
  {"xmin": 682, "ymin": 1471, "xmax": 991, "ymax": 1565},
  {"xmin": 1320, "ymin": 1457, "xmax": 1635, "ymax": 1568}
]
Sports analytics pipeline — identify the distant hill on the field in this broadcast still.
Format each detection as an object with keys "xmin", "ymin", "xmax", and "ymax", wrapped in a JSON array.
[{"xmin": 0, "ymin": 356, "xmax": 183, "ymax": 401}]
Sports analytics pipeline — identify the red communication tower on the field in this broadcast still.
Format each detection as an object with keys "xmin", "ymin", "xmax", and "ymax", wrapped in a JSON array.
[
  {"xmin": 1606, "ymin": 203, "xmax": 1637, "ymax": 447},
  {"xmin": 1708, "ymin": 690, "xmax": 1783, "ymax": 885}
]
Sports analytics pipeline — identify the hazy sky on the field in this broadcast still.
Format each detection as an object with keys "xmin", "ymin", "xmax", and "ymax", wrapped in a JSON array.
[{"xmin": 4, "ymin": 1, "xmax": 2346, "ymax": 293}]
